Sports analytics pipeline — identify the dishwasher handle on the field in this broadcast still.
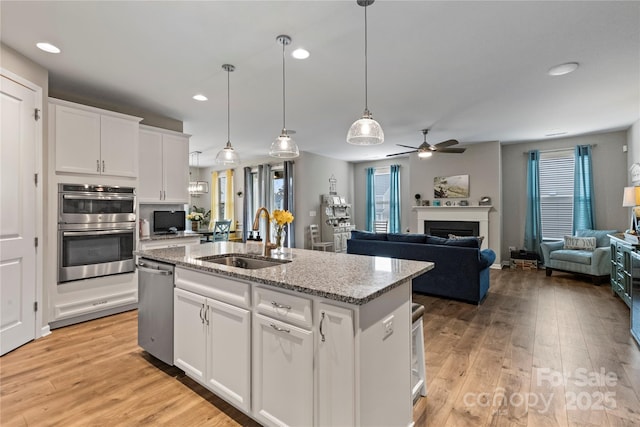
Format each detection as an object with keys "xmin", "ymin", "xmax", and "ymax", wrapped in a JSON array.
[{"xmin": 137, "ymin": 262, "xmax": 173, "ymax": 276}]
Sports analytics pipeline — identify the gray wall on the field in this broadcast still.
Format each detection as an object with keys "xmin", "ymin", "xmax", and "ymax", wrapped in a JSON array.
[
  {"xmin": 295, "ymin": 152, "xmax": 354, "ymax": 249},
  {"xmin": 352, "ymin": 157, "xmax": 411, "ymax": 234},
  {"xmin": 501, "ymin": 130, "xmax": 628, "ymax": 262},
  {"xmin": 409, "ymin": 141, "xmax": 502, "ymax": 264}
]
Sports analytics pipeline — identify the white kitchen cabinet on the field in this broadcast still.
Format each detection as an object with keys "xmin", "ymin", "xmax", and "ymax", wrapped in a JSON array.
[
  {"xmin": 51, "ymin": 99, "xmax": 141, "ymax": 177},
  {"xmin": 138, "ymin": 125, "xmax": 190, "ymax": 203},
  {"xmin": 252, "ymin": 313, "xmax": 314, "ymax": 427},
  {"xmin": 174, "ymin": 269, "xmax": 252, "ymax": 412},
  {"xmin": 173, "ymin": 287, "xmax": 207, "ymax": 383},
  {"xmin": 316, "ymin": 302, "xmax": 355, "ymax": 426}
]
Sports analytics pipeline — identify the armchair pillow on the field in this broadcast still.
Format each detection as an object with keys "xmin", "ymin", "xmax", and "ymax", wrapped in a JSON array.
[{"xmin": 563, "ymin": 236, "xmax": 596, "ymax": 251}]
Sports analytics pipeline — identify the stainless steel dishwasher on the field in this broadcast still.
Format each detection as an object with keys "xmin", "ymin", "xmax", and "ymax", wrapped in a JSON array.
[{"xmin": 137, "ymin": 258, "xmax": 174, "ymax": 365}]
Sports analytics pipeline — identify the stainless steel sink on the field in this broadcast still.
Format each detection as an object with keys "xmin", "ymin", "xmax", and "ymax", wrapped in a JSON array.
[{"xmin": 199, "ymin": 254, "xmax": 290, "ymax": 269}]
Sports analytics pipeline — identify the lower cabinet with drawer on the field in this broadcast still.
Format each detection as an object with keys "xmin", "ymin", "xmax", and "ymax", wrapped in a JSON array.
[
  {"xmin": 610, "ymin": 237, "xmax": 633, "ymax": 308},
  {"xmin": 173, "ymin": 266, "xmax": 411, "ymax": 427}
]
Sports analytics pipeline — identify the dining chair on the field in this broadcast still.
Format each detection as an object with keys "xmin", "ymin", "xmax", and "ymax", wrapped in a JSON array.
[
  {"xmin": 212, "ymin": 220, "xmax": 231, "ymax": 242},
  {"xmin": 310, "ymin": 224, "xmax": 333, "ymax": 251}
]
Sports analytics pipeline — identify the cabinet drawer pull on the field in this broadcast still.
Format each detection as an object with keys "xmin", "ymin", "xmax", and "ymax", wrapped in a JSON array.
[
  {"xmin": 199, "ymin": 305, "xmax": 205, "ymax": 324},
  {"xmin": 269, "ymin": 323, "xmax": 290, "ymax": 334},
  {"xmin": 271, "ymin": 301, "xmax": 291, "ymax": 310},
  {"xmin": 319, "ymin": 311, "xmax": 326, "ymax": 342}
]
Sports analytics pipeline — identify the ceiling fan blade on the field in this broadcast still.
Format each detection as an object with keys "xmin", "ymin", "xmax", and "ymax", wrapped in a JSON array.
[
  {"xmin": 396, "ymin": 144, "xmax": 420, "ymax": 149},
  {"xmin": 436, "ymin": 147, "xmax": 466, "ymax": 154},
  {"xmin": 434, "ymin": 139, "xmax": 459, "ymax": 149},
  {"xmin": 386, "ymin": 150, "xmax": 417, "ymax": 157}
]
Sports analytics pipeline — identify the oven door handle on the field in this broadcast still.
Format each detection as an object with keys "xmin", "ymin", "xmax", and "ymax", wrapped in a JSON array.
[
  {"xmin": 62, "ymin": 229, "xmax": 133, "ymax": 237},
  {"xmin": 62, "ymin": 194, "xmax": 136, "ymax": 201},
  {"xmin": 137, "ymin": 264, "xmax": 173, "ymax": 276}
]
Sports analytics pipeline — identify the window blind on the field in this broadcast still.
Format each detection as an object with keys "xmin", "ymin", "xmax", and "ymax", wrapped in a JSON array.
[{"xmin": 539, "ymin": 150, "xmax": 575, "ymax": 239}]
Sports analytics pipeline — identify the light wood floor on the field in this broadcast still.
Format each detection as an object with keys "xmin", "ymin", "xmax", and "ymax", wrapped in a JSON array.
[{"xmin": 1, "ymin": 269, "xmax": 639, "ymax": 426}]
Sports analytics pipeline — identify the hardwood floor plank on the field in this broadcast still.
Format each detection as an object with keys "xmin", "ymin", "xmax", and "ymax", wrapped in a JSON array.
[{"xmin": 2, "ymin": 269, "xmax": 639, "ymax": 427}]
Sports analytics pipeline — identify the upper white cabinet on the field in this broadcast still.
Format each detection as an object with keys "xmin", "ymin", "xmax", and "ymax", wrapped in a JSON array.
[
  {"xmin": 51, "ymin": 98, "xmax": 141, "ymax": 177},
  {"xmin": 139, "ymin": 125, "xmax": 190, "ymax": 203}
]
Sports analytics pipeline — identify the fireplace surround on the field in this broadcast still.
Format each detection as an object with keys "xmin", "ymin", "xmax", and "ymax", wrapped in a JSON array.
[{"xmin": 414, "ymin": 206, "xmax": 491, "ymax": 250}]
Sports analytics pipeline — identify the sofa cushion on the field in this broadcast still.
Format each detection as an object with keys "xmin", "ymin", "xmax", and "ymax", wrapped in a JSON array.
[
  {"xmin": 550, "ymin": 249, "xmax": 593, "ymax": 265},
  {"xmin": 350, "ymin": 230, "xmax": 388, "ymax": 241},
  {"xmin": 387, "ymin": 233, "xmax": 427, "ymax": 243},
  {"xmin": 575, "ymin": 229, "xmax": 616, "ymax": 248},
  {"xmin": 425, "ymin": 235, "xmax": 448, "ymax": 245},
  {"xmin": 563, "ymin": 236, "xmax": 596, "ymax": 251}
]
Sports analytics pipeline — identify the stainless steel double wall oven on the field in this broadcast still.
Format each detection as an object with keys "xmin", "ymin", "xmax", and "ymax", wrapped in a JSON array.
[{"xmin": 58, "ymin": 184, "xmax": 136, "ymax": 283}]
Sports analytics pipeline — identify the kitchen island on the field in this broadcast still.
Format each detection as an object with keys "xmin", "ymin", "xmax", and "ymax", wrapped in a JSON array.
[{"xmin": 136, "ymin": 242, "xmax": 433, "ymax": 427}]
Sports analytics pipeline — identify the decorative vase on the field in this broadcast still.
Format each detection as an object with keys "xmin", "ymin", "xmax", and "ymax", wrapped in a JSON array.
[
  {"xmin": 191, "ymin": 221, "xmax": 199, "ymax": 232},
  {"xmin": 274, "ymin": 226, "xmax": 286, "ymax": 254}
]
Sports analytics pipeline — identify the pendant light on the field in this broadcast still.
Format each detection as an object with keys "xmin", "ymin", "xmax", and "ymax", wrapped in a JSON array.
[
  {"xmin": 346, "ymin": 0, "xmax": 384, "ymax": 146},
  {"xmin": 189, "ymin": 151, "xmax": 209, "ymax": 195},
  {"xmin": 215, "ymin": 64, "xmax": 240, "ymax": 165},
  {"xmin": 269, "ymin": 34, "xmax": 300, "ymax": 158}
]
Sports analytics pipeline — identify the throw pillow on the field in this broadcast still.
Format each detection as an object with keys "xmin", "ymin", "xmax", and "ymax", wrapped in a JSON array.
[
  {"xmin": 425, "ymin": 235, "xmax": 448, "ymax": 245},
  {"xmin": 444, "ymin": 237, "xmax": 481, "ymax": 248},
  {"xmin": 350, "ymin": 230, "xmax": 388, "ymax": 241},
  {"xmin": 448, "ymin": 234, "xmax": 485, "ymax": 246},
  {"xmin": 563, "ymin": 236, "xmax": 596, "ymax": 251},
  {"xmin": 387, "ymin": 233, "xmax": 427, "ymax": 243}
]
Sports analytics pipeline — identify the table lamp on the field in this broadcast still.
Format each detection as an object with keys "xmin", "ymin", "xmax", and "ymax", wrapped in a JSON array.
[{"xmin": 622, "ymin": 186, "xmax": 640, "ymax": 233}]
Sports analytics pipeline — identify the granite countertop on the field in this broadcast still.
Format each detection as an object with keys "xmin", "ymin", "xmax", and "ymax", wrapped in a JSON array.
[
  {"xmin": 135, "ymin": 242, "xmax": 433, "ymax": 305},
  {"xmin": 139, "ymin": 231, "xmax": 201, "ymax": 241}
]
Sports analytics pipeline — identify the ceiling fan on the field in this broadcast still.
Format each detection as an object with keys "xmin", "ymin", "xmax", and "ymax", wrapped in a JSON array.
[{"xmin": 387, "ymin": 129, "xmax": 466, "ymax": 158}]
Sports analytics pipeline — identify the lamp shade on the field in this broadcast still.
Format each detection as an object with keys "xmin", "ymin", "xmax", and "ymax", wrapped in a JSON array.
[
  {"xmin": 346, "ymin": 113, "xmax": 384, "ymax": 145},
  {"xmin": 269, "ymin": 132, "xmax": 299, "ymax": 158},
  {"xmin": 215, "ymin": 141, "xmax": 239, "ymax": 165},
  {"xmin": 622, "ymin": 186, "xmax": 640, "ymax": 207}
]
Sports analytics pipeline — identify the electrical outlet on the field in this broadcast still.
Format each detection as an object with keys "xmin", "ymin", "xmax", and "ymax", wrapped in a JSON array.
[
  {"xmin": 309, "ymin": 210, "xmax": 316, "ymax": 217},
  {"xmin": 509, "ymin": 246, "xmax": 517, "ymax": 252},
  {"xmin": 382, "ymin": 315, "xmax": 394, "ymax": 340}
]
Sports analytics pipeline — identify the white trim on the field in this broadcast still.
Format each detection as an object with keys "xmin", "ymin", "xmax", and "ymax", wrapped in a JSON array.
[
  {"xmin": 413, "ymin": 206, "xmax": 492, "ymax": 250},
  {"xmin": 1, "ymin": 68, "xmax": 45, "ymax": 340},
  {"xmin": 41, "ymin": 325, "xmax": 51, "ymax": 337}
]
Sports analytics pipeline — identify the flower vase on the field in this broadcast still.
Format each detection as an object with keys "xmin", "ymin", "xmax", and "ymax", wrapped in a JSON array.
[
  {"xmin": 191, "ymin": 221, "xmax": 199, "ymax": 232},
  {"xmin": 274, "ymin": 227, "xmax": 286, "ymax": 255}
]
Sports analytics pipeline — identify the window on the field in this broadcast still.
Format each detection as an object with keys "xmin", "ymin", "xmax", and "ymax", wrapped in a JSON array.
[
  {"xmin": 374, "ymin": 167, "xmax": 390, "ymax": 222},
  {"xmin": 218, "ymin": 174, "xmax": 226, "ymax": 220},
  {"xmin": 539, "ymin": 149, "xmax": 575, "ymax": 240},
  {"xmin": 272, "ymin": 167, "xmax": 285, "ymax": 210}
]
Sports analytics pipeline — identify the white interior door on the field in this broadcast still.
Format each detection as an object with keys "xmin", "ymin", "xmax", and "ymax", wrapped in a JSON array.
[{"xmin": 0, "ymin": 75, "xmax": 37, "ymax": 355}]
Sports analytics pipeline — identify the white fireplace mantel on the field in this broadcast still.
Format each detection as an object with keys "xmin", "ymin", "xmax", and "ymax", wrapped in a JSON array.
[{"xmin": 413, "ymin": 206, "xmax": 492, "ymax": 250}]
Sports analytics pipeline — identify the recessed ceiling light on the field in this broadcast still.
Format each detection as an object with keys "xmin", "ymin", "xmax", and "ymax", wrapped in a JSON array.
[
  {"xmin": 291, "ymin": 48, "xmax": 310, "ymax": 59},
  {"xmin": 36, "ymin": 42, "xmax": 60, "ymax": 54},
  {"xmin": 192, "ymin": 94, "xmax": 208, "ymax": 101},
  {"xmin": 547, "ymin": 62, "xmax": 579, "ymax": 76}
]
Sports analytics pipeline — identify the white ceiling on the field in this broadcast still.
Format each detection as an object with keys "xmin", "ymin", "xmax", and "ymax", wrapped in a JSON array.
[{"xmin": 2, "ymin": 1, "xmax": 639, "ymax": 166}]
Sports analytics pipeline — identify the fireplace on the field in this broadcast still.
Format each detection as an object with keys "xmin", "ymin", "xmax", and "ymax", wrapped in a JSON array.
[
  {"xmin": 414, "ymin": 205, "xmax": 491, "ymax": 251},
  {"xmin": 424, "ymin": 220, "xmax": 479, "ymax": 238}
]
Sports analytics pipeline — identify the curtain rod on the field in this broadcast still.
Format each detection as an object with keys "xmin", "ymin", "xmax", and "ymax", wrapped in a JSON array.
[{"xmin": 522, "ymin": 144, "xmax": 597, "ymax": 155}]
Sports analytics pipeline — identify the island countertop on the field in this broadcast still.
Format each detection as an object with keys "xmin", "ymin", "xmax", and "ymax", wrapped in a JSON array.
[{"xmin": 136, "ymin": 242, "xmax": 433, "ymax": 305}]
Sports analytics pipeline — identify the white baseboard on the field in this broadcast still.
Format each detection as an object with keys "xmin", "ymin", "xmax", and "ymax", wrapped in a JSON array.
[
  {"xmin": 491, "ymin": 263, "xmax": 504, "ymax": 269},
  {"xmin": 40, "ymin": 325, "xmax": 51, "ymax": 338}
]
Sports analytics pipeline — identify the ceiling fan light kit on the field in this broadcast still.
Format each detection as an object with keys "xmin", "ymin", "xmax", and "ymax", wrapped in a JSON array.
[
  {"xmin": 387, "ymin": 128, "xmax": 466, "ymax": 158},
  {"xmin": 215, "ymin": 63, "xmax": 240, "ymax": 165},
  {"xmin": 270, "ymin": 34, "xmax": 300, "ymax": 158},
  {"xmin": 347, "ymin": 0, "xmax": 384, "ymax": 146}
]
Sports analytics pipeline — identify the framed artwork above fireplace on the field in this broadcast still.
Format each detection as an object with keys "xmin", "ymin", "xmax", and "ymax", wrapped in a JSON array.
[{"xmin": 434, "ymin": 174, "xmax": 469, "ymax": 198}]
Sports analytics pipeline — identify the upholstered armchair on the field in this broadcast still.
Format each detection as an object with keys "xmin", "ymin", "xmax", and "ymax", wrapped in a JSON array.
[{"xmin": 540, "ymin": 229, "xmax": 617, "ymax": 284}]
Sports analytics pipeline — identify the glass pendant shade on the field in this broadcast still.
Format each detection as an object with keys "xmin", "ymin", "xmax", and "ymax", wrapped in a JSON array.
[
  {"xmin": 270, "ymin": 35, "xmax": 300, "ymax": 159},
  {"xmin": 418, "ymin": 150, "xmax": 433, "ymax": 158},
  {"xmin": 269, "ymin": 131, "xmax": 299, "ymax": 158},
  {"xmin": 346, "ymin": 110, "xmax": 384, "ymax": 145},
  {"xmin": 215, "ymin": 141, "xmax": 239, "ymax": 165},
  {"xmin": 188, "ymin": 181, "xmax": 209, "ymax": 195}
]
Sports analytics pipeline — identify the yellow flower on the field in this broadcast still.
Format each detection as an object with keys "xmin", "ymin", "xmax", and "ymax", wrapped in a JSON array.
[{"xmin": 271, "ymin": 209, "xmax": 294, "ymax": 226}]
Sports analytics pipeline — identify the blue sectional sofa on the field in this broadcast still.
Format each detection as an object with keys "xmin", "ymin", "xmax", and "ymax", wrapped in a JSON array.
[{"xmin": 346, "ymin": 230, "xmax": 496, "ymax": 304}]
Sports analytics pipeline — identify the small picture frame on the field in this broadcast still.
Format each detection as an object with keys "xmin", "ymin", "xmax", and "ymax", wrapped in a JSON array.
[
  {"xmin": 422, "ymin": 200, "xmax": 430, "ymax": 206},
  {"xmin": 340, "ymin": 197, "xmax": 346, "ymax": 204},
  {"xmin": 332, "ymin": 196, "xmax": 341, "ymax": 204}
]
